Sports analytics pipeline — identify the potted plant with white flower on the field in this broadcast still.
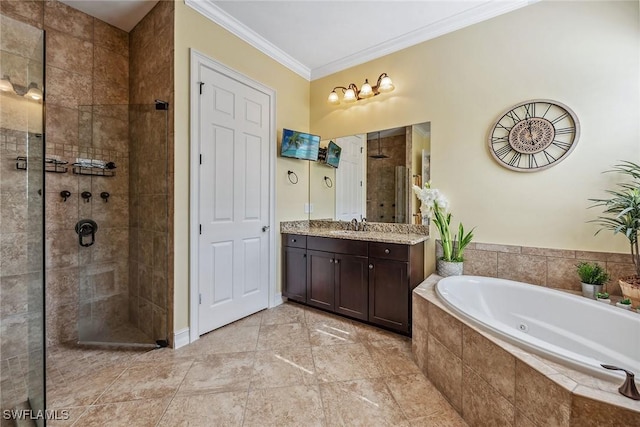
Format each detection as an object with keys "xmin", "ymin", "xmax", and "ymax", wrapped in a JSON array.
[{"xmin": 413, "ymin": 182, "xmax": 474, "ymax": 277}]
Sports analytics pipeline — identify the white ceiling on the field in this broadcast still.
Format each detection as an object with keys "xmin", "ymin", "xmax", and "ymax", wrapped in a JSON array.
[
  {"xmin": 59, "ymin": 0, "xmax": 158, "ymax": 32},
  {"xmin": 59, "ymin": 0, "xmax": 536, "ymax": 80}
]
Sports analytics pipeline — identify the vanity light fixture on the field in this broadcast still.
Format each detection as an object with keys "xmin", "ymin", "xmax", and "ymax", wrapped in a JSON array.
[
  {"xmin": 0, "ymin": 75, "xmax": 16, "ymax": 94},
  {"xmin": 24, "ymin": 82, "xmax": 43, "ymax": 100},
  {"xmin": 328, "ymin": 73, "xmax": 395, "ymax": 105}
]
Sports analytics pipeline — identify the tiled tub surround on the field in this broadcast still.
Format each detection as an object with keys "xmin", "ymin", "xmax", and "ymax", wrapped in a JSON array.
[
  {"xmin": 412, "ymin": 276, "xmax": 640, "ymax": 426},
  {"xmin": 460, "ymin": 242, "xmax": 637, "ymax": 296},
  {"xmin": 280, "ymin": 219, "xmax": 429, "ymax": 245}
]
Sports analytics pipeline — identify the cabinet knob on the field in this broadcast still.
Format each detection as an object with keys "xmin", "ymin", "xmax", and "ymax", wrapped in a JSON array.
[
  {"xmin": 335, "ymin": 259, "xmax": 339, "ymax": 264},
  {"xmin": 329, "ymin": 259, "xmax": 333, "ymax": 263},
  {"xmin": 292, "ymin": 239, "xmax": 296, "ymax": 243},
  {"xmin": 384, "ymin": 248, "xmax": 390, "ymax": 254},
  {"xmin": 369, "ymin": 264, "xmax": 374, "ymax": 269}
]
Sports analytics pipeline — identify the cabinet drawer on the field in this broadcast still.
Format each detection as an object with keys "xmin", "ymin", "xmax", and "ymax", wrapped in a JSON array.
[
  {"xmin": 307, "ymin": 236, "xmax": 368, "ymax": 257},
  {"xmin": 368, "ymin": 242, "xmax": 409, "ymax": 262},
  {"xmin": 282, "ymin": 234, "xmax": 307, "ymax": 249}
]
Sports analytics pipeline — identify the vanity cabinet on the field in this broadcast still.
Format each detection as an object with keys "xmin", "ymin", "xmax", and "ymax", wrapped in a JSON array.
[
  {"xmin": 307, "ymin": 237, "xmax": 369, "ymax": 320},
  {"xmin": 368, "ymin": 242, "xmax": 423, "ymax": 333},
  {"xmin": 282, "ymin": 233, "xmax": 424, "ymax": 334},
  {"xmin": 282, "ymin": 234, "xmax": 307, "ymax": 303}
]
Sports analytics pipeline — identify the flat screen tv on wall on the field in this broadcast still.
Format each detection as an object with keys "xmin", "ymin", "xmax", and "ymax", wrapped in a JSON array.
[
  {"xmin": 325, "ymin": 140, "xmax": 342, "ymax": 168},
  {"xmin": 280, "ymin": 129, "xmax": 320, "ymax": 161}
]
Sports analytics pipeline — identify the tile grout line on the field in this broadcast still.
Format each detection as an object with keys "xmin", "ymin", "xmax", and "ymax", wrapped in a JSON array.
[{"xmin": 152, "ymin": 358, "xmax": 196, "ymax": 426}]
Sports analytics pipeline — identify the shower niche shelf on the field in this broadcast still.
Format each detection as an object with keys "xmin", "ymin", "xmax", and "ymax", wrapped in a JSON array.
[
  {"xmin": 72, "ymin": 164, "xmax": 116, "ymax": 177},
  {"xmin": 16, "ymin": 156, "xmax": 69, "ymax": 173}
]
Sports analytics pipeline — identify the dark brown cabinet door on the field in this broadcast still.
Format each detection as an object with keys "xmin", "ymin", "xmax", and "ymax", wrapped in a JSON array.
[
  {"xmin": 307, "ymin": 250, "xmax": 335, "ymax": 310},
  {"xmin": 368, "ymin": 258, "xmax": 409, "ymax": 333},
  {"xmin": 283, "ymin": 246, "xmax": 307, "ymax": 302},
  {"xmin": 334, "ymin": 253, "xmax": 368, "ymax": 321}
]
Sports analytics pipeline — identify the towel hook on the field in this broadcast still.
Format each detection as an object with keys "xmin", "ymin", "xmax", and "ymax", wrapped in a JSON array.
[
  {"xmin": 287, "ymin": 170, "xmax": 299, "ymax": 184},
  {"xmin": 323, "ymin": 176, "xmax": 333, "ymax": 188}
]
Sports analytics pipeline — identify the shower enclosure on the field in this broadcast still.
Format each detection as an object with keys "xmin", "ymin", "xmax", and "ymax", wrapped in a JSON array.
[
  {"xmin": 76, "ymin": 102, "xmax": 169, "ymax": 347},
  {"xmin": 43, "ymin": 102, "xmax": 169, "ymax": 348},
  {"xmin": 0, "ymin": 14, "xmax": 46, "ymax": 421}
]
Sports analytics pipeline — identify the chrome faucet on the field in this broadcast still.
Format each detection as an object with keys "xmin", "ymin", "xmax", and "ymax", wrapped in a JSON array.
[
  {"xmin": 360, "ymin": 217, "xmax": 367, "ymax": 231},
  {"xmin": 350, "ymin": 218, "xmax": 359, "ymax": 231}
]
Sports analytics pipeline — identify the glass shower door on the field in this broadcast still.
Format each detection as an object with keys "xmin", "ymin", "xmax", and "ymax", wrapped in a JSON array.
[
  {"xmin": 0, "ymin": 13, "xmax": 46, "ymax": 424},
  {"xmin": 75, "ymin": 102, "xmax": 168, "ymax": 347}
]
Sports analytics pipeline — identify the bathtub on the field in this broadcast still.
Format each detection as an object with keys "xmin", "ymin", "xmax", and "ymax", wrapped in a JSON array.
[{"xmin": 436, "ymin": 275, "xmax": 640, "ymax": 381}]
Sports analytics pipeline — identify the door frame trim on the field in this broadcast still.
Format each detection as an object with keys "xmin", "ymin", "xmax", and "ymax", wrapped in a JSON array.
[{"xmin": 189, "ymin": 49, "xmax": 277, "ymax": 343}]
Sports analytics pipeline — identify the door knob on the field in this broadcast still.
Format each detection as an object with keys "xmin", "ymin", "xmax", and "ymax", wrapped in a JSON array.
[{"xmin": 262, "ymin": 225, "xmax": 270, "ymax": 232}]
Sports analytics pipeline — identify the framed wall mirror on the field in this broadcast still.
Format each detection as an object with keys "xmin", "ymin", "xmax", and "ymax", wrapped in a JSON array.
[{"xmin": 309, "ymin": 122, "xmax": 430, "ymax": 224}]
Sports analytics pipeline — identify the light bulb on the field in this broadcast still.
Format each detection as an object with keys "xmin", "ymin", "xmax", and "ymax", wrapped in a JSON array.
[
  {"xmin": 24, "ymin": 82, "xmax": 42, "ymax": 100},
  {"xmin": 327, "ymin": 90, "xmax": 340, "ymax": 105},
  {"xmin": 343, "ymin": 87, "xmax": 357, "ymax": 103},
  {"xmin": 378, "ymin": 75, "xmax": 394, "ymax": 93},
  {"xmin": 359, "ymin": 79, "xmax": 374, "ymax": 98},
  {"xmin": 0, "ymin": 76, "xmax": 16, "ymax": 94}
]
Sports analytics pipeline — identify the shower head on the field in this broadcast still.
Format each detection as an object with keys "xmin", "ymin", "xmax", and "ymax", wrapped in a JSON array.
[{"xmin": 369, "ymin": 131, "xmax": 388, "ymax": 159}]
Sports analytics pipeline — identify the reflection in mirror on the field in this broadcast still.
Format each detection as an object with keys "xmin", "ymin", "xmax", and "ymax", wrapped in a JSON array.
[{"xmin": 309, "ymin": 122, "xmax": 430, "ymax": 224}]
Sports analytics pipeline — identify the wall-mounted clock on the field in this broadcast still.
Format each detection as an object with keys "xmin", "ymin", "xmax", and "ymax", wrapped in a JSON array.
[{"xmin": 488, "ymin": 99, "xmax": 580, "ymax": 172}]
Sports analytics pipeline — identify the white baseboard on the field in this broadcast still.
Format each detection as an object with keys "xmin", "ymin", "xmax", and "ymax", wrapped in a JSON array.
[
  {"xmin": 272, "ymin": 292, "xmax": 285, "ymax": 307},
  {"xmin": 173, "ymin": 328, "xmax": 190, "ymax": 349}
]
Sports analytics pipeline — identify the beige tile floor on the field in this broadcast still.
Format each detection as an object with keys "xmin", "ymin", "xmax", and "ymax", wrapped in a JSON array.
[{"xmin": 46, "ymin": 302, "xmax": 467, "ymax": 426}]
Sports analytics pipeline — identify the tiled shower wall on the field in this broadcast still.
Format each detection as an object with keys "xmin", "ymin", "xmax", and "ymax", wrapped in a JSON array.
[
  {"xmin": 43, "ymin": 1, "xmax": 131, "ymax": 345},
  {"xmin": 128, "ymin": 1, "xmax": 174, "ymax": 343},
  {"xmin": 2, "ymin": 0, "xmax": 131, "ymax": 345},
  {"xmin": 2, "ymin": 0, "xmax": 174, "ymax": 346},
  {"xmin": 460, "ymin": 242, "xmax": 637, "ymax": 296},
  {"xmin": 367, "ymin": 132, "xmax": 407, "ymax": 222}
]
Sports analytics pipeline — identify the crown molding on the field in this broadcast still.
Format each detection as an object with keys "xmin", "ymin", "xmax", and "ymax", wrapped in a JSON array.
[
  {"xmin": 185, "ymin": 0, "xmax": 311, "ymax": 80},
  {"xmin": 311, "ymin": 0, "xmax": 536, "ymax": 80},
  {"xmin": 186, "ymin": 0, "xmax": 536, "ymax": 82}
]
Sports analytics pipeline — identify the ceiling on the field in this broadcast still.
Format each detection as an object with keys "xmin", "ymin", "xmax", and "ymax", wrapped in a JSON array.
[
  {"xmin": 60, "ymin": 0, "xmax": 536, "ymax": 81},
  {"xmin": 59, "ymin": 0, "xmax": 158, "ymax": 32}
]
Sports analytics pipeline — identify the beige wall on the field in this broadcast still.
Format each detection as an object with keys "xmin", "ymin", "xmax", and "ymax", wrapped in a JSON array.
[
  {"xmin": 173, "ymin": 0, "xmax": 638, "ymax": 334},
  {"xmin": 173, "ymin": 1, "xmax": 311, "ymax": 331},
  {"xmin": 310, "ymin": 1, "xmax": 639, "ymax": 261}
]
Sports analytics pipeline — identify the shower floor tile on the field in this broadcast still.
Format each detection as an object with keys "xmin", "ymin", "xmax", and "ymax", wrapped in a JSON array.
[{"xmin": 46, "ymin": 302, "xmax": 467, "ymax": 426}]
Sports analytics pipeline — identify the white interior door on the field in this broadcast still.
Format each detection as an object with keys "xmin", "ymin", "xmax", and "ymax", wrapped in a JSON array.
[
  {"xmin": 197, "ymin": 62, "xmax": 271, "ymax": 335},
  {"xmin": 335, "ymin": 134, "xmax": 365, "ymax": 221}
]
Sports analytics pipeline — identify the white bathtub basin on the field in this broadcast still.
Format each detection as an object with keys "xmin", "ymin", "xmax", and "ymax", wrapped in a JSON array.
[{"xmin": 436, "ymin": 275, "xmax": 640, "ymax": 380}]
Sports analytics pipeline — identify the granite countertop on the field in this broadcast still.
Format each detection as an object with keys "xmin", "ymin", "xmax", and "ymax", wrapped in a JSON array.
[{"xmin": 281, "ymin": 220, "xmax": 429, "ymax": 245}]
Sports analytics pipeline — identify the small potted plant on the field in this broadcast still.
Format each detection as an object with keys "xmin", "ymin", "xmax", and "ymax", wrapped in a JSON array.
[
  {"xmin": 617, "ymin": 297, "xmax": 633, "ymax": 310},
  {"xmin": 596, "ymin": 292, "xmax": 611, "ymax": 304},
  {"xmin": 576, "ymin": 262, "xmax": 609, "ymax": 299}
]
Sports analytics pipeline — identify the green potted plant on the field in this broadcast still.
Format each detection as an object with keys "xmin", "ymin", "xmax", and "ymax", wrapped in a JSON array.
[
  {"xmin": 596, "ymin": 291, "xmax": 611, "ymax": 304},
  {"xmin": 590, "ymin": 161, "xmax": 640, "ymax": 306},
  {"xmin": 576, "ymin": 262, "xmax": 609, "ymax": 299},
  {"xmin": 413, "ymin": 182, "xmax": 474, "ymax": 277},
  {"xmin": 616, "ymin": 297, "xmax": 632, "ymax": 310}
]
